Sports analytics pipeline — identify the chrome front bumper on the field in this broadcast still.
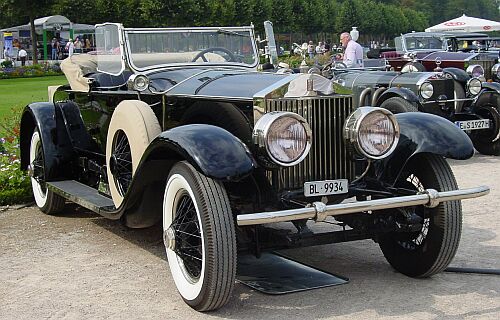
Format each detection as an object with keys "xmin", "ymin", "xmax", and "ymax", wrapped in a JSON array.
[{"xmin": 236, "ymin": 186, "xmax": 490, "ymax": 226}]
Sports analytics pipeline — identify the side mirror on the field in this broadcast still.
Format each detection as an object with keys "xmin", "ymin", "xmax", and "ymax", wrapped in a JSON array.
[{"xmin": 264, "ymin": 21, "xmax": 278, "ymax": 68}]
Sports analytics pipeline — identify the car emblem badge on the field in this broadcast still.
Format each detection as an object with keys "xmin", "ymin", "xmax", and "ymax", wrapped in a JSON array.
[{"xmin": 434, "ymin": 57, "xmax": 443, "ymax": 72}]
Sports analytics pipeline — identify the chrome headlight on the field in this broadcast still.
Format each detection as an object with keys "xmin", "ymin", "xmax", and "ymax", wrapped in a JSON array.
[
  {"xmin": 466, "ymin": 65, "xmax": 484, "ymax": 78},
  {"xmin": 253, "ymin": 112, "xmax": 312, "ymax": 166},
  {"xmin": 128, "ymin": 74, "xmax": 149, "ymax": 91},
  {"xmin": 491, "ymin": 63, "xmax": 500, "ymax": 79},
  {"xmin": 419, "ymin": 81, "xmax": 434, "ymax": 99},
  {"xmin": 466, "ymin": 78, "xmax": 482, "ymax": 96},
  {"xmin": 344, "ymin": 107, "xmax": 400, "ymax": 160}
]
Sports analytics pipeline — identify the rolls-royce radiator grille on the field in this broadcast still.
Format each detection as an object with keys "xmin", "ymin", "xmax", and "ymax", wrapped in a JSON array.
[
  {"xmin": 476, "ymin": 59, "xmax": 495, "ymax": 79},
  {"xmin": 265, "ymin": 96, "xmax": 356, "ymax": 191}
]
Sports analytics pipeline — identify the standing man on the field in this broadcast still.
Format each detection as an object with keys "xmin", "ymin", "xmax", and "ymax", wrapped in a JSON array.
[
  {"xmin": 3, "ymin": 46, "xmax": 10, "ymax": 61},
  {"xmin": 307, "ymin": 41, "xmax": 315, "ymax": 59},
  {"xmin": 18, "ymin": 47, "xmax": 28, "ymax": 66},
  {"xmin": 51, "ymin": 38, "xmax": 58, "ymax": 60},
  {"xmin": 340, "ymin": 32, "xmax": 364, "ymax": 68},
  {"xmin": 74, "ymin": 37, "xmax": 82, "ymax": 54},
  {"xmin": 66, "ymin": 38, "xmax": 75, "ymax": 57}
]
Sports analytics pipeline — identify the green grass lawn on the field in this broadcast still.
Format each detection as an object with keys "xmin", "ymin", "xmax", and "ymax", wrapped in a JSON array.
[{"xmin": 0, "ymin": 76, "xmax": 67, "ymax": 119}]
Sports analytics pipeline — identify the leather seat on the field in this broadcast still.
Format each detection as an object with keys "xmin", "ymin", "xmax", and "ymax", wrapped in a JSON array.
[{"xmin": 88, "ymin": 70, "xmax": 133, "ymax": 88}]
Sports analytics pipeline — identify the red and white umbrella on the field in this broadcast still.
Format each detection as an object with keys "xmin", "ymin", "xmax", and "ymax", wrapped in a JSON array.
[{"xmin": 425, "ymin": 14, "xmax": 500, "ymax": 33}]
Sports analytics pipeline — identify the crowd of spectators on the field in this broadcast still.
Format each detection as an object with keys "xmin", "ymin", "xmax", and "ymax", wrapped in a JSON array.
[{"xmin": 50, "ymin": 36, "xmax": 93, "ymax": 60}]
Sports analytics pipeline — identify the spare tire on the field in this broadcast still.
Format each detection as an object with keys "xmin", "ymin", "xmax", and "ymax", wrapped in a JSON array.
[
  {"xmin": 180, "ymin": 102, "xmax": 252, "ymax": 143},
  {"xmin": 106, "ymin": 100, "xmax": 161, "ymax": 207}
]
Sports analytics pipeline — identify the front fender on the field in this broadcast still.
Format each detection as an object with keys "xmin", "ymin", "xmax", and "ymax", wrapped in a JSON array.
[
  {"xmin": 377, "ymin": 87, "xmax": 420, "ymax": 106},
  {"xmin": 121, "ymin": 124, "xmax": 257, "ymax": 228},
  {"xmin": 375, "ymin": 112, "xmax": 474, "ymax": 185},
  {"xmin": 20, "ymin": 102, "xmax": 74, "ymax": 180},
  {"xmin": 480, "ymin": 81, "xmax": 500, "ymax": 95},
  {"xmin": 139, "ymin": 124, "xmax": 257, "ymax": 181}
]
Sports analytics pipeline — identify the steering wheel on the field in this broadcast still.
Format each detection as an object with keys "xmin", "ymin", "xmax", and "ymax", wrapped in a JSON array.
[
  {"xmin": 191, "ymin": 47, "xmax": 236, "ymax": 62},
  {"xmin": 333, "ymin": 61, "xmax": 347, "ymax": 69},
  {"xmin": 321, "ymin": 60, "xmax": 348, "ymax": 77}
]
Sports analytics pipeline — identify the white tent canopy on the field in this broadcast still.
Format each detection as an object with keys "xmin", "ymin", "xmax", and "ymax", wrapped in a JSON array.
[{"xmin": 425, "ymin": 14, "xmax": 500, "ymax": 33}]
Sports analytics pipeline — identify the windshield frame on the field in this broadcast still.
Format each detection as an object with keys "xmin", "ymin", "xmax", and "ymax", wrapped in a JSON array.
[
  {"xmin": 122, "ymin": 26, "xmax": 259, "ymax": 72},
  {"xmin": 94, "ymin": 23, "xmax": 127, "ymax": 76},
  {"xmin": 401, "ymin": 34, "xmax": 446, "ymax": 52}
]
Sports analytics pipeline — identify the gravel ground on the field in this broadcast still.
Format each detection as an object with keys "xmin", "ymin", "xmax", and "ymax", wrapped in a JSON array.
[{"xmin": 1, "ymin": 154, "xmax": 499, "ymax": 319}]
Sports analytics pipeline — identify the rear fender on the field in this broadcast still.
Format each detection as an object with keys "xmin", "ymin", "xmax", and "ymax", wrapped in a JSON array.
[
  {"xmin": 20, "ymin": 102, "xmax": 74, "ymax": 180},
  {"xmin": 376, "ymin": 87, "xmax": 420, "ymax": 106},
  {"xmin": 374, "ymin": 112, "xmax": 473, "ymax": 185}
]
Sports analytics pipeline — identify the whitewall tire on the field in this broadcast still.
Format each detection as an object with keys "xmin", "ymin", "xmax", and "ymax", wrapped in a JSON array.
[
  {"xmin": 163, "ymin": 161, "xmax": 236, "ymax": 311},
  {"xmin": 106, "ymin": 100, "xmax": 161, "ymax": 207},
  {"xmin": 29, "ymin": 130, "xmax": 65, "ymax": 214}
]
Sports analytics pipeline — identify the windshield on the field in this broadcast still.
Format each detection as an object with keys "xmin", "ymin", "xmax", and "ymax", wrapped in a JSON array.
[
  {"xmin": 124, "ymin": 27, "xmax": 258, "ymax": 71},
  {"xmin": 403, "ymin": 35, "xmax": 445, "ymax": 51}
]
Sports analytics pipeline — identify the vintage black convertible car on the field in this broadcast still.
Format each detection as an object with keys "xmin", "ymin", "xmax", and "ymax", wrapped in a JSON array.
[
  {"xmin": 329, "ymin": 66, "xmax": 500, "ymax": 156},
  {"xmin": 20, "ymin": 22, "xmax": 489, "ymax": 311}
]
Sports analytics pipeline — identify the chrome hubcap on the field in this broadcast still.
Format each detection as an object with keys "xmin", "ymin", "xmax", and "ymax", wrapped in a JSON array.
[
  {"xmin": 164, "ymin": 226, "xmax": 176, "ymax": 250},
  {"xmin": 27, "ymin": 164, "xmax": 34, "ymax": 177}
]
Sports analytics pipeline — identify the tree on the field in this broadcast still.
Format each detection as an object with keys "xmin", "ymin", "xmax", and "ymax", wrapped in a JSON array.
[
  {"xmin": 51, "ymin": 0, "xmax": 98, "ymax": 24},
  {"xmin": 233, "ymin": 0, "xmax": 257, "ymax": 26},
  {"xmin": 140, "ymin": 0, "xmax": 204, "ymax": 27},
  {"xmin": 0, "ymin": 0, "xmax": 54, "ymax": 64},
  {"xmin": 403, "ymin": 8, "xmax": 428, "ymax": 32},
  {"xmin": 268, "ymin": 0, "xmax": 293, "ymax": 33},
  {"xmin": 336, "ymin": 0, "xmax": 361, "ymax": 34},
  {"xmin": 205, "ymin": 0, "xmax": 236, "ymax": 26}
]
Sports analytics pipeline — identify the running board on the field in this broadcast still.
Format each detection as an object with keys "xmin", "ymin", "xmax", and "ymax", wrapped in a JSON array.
[{"xmin": 47, "ymin": 180, "xmax": 116, "ymax": 214}]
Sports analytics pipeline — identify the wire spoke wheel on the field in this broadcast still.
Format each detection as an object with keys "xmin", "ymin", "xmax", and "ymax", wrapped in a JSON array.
[
  {"xmin": 379, "ymin": 154, "xmax": 462, "ymax": 278},
  {"xmin": 171, "ymin": 193, "xmax": 203, "ymax": 280},
  {"xmin": 395, "ymin": 174, "xmax": 430, "ymax": 251},
  {"xmin": 163, "ymin": 161, "xmax": 236, "ymax": 311},
  {"xmin": 29, "ymin": 130, "xmax": 65, "ymax": 214},
  {"xmin": 31, "ymin": 140, "xmax": 46, "ymax": 192},
  {"xmin": 111, "ymin": 130, "xmax": 133, "ymax": 196},
  {"xmin": 105, "ymin": 100, "xmax": 162, "ymax": 207}
]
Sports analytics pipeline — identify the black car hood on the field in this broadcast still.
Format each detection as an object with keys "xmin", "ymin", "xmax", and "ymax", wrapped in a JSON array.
[{"xmin": 148, "ymin": 68, "xmax": 290, "ymax": 99}]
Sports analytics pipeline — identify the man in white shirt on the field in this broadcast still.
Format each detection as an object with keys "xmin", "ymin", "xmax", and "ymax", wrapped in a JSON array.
[
  {"xmin": 66, "ymin": 39, "xmax": 75, "ymax": 57},
  {"xmin": 340, "ymin": 32, "xmax": 364, "ymax": 68},
  {"xmin": 18, "ymin": 47, "xmax": 28, "ymax": 66},
  {"xmin": 3, "ymin": 47, "xmax": 10, "ymax": 61},
  {"xmin": 315, "ymin": 41, "xmax": 324, "ymax": 55}
]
